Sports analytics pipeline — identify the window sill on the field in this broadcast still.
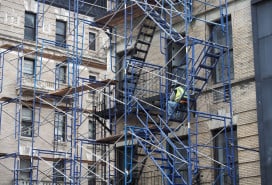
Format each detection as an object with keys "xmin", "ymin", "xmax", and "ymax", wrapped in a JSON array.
[
  {"xmin": 53, "ymin": 141, "xmax": 68, "ymax": 146},
  {"xmin": 20, "ymin": 136, "xmax": 32, "ymax": 141},
  {"xmin": 204, "ymin": 75, "xmax": 255, "ymax": 93}
]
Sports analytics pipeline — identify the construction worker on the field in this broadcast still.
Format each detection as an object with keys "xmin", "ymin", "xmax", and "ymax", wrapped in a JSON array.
[{"xmin": 167, "ymin": 80, "xmax": 187, "ymax": 120}]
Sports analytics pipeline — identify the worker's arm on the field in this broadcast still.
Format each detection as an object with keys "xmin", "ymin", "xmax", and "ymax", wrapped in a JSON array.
[{"xmin": 170, "ymin": 90, "xmax": 176, "ymax": 101}]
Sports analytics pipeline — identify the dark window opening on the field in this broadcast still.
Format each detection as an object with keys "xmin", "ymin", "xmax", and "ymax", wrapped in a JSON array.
[
  {"xmin": 167, "ymin": 37, "xmax": 186, "ymax": 85},
  {"xmin": 19, "ymin": 159, "xmax": 31, "ymax": 180},
  {"xmin": 89, "ymin": 75, "xmax": 96, "ymax": 95},
  {"xmin": 21, "ymin": 107, "xmax": 33, "ymax": 137},
  {"xmin": 212, "ymin": 126, "xmax": 239, "ymax": 185},
  {"xmin": 23, "ymin": 58, "xmax": 35, "ymax": 76},
  {"xmin": 210, "ymin": 18, "xmax": 234, "ymax": 84},
  {"xmin": 88, "ymin": 165, "xmax": 96, "ymax": 185},
  {"xmin": 117, "ymin": 146, "xmax": 138, "ymax": 185},
  {"xmin": 89, "ymin": 32, "xmax": 96, "ymax": 51},
  {"xmin": 56, "ymin": 20, "xmax": 66, "ymax": 47},
  {"xmin": 54, "ymin": 112, "xmax": 66, "ymax": 142},
  {"xmin": 55, "ymin": 63, "xmax": 67, "ymax": 87},
  {"xmin": 24, "ymin": 12, "xmax": 36, "ymax": 41},
  {"xmin": 88, "ymin": 117, "xmax": 96, "ymax": 139},
  {"xmin": 53, "ymin": 159, "xmax": 65, "ymax": 182}
]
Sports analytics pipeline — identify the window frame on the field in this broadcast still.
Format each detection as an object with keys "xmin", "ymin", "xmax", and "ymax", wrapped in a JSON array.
[
  {"xmin": 21, "ymin": 107, "xmax": 33, "ymax": 137},
  {"xmin": 89, "ymin": 32, "xmax": 96, "ymax": 51},
  {"xmin": 24, "ymin": 12, "xmax": 36, "ymax": 41},
  {"xmin": 55, "ymin": 20, "xmax": 67, "ymax": 47},
  {"xmin": 210, "ymin": 17, "xmax": 234, "ymax": 84}
]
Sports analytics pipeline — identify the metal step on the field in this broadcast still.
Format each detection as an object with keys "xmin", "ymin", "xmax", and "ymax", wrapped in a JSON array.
[
  {"xmin": 199, "ymin": 64, "xmax": 214, "ymax": 70},
  {"xmin": 206, "ymin": 52, "xmax": 220, "ymax": 59},
  {"xmin": 189, "ymin": 87, "xmax": 202, "ymax": 92},
  {"xmin": 194, "ymin": 75, "xmax": 207, "ymax": 81},
  {"xmin": 137, "ymin": 39, "xmax": 151, "ymax": 46}
]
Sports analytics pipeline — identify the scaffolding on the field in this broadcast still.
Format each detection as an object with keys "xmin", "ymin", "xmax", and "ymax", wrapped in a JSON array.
[{"xmin": 0, "ymin": 0, "xmax": 237, "ymax": 185}]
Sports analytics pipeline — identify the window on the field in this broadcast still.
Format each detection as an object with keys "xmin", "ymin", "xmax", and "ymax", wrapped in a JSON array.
[
  {"xmin": 88, "ymin": 118, "xmax": 96, "ymax": 139},
  {"xmin": 21, "ymin": 107, "xmax": 33, "ymax": 137},
  {"xmin": 59, "ymin": 65, "xmax": 66, "ymax": 84},
  {"xmin": 24, "ymin": 12, "xmax": 36, "ymax": 41},
  {"xmin": 211, "ymin": 18, "xmax": 234, "ymax": 83},
  {"xmin": 117, "ymin": 146, "xmax": 137, "ymax": 185},
  {"xmin": 169, "ymin": 137, "xmax": 200, "ymax": 184},
  {"xmin": 213, "ymin": 127, "xmax": 239, "ymax": 185},
  {"xmin": 53, "ymin": 159, "xmax": 65, "ymax": 182},
  {"xmin": 89, "ymin": 75, "xmax": 96, "ymax": 95},
  {"xmin": 55, "ymin": 20, "xmax": 66, "ymax": 47},
  {"xmin": 167, "ymin": 38, "xmax": 186, "ymax": 85},
  {"xmin": 54, "ymin": 112, "xmax": 66, "ymax": 142},
  {"xmin": 23, "ymin": 59, "xmax": 34, "ymax": 76},
  {"xmin": 56, "ymin": 64, "xmax": 67, "ymax": 87},
  {"xmin": 89, "ymin": 32, "xmax": 96, "ymax": 50},
  {"xmin": 19, "ymin": 159, "xmax": 31, "ymax": 180},
  {"xmin": 88, "ymin": 165, "xmax": 96, "ymax": 185}
]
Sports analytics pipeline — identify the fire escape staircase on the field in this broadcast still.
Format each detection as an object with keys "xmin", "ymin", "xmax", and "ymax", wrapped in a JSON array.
[
  {"xmin": 124, "ymin": 17, "xmax": 156, "ymax": 111},
  {"xmin": 133, "ymin": 0, "xmax": 189, "ymax": 43}
]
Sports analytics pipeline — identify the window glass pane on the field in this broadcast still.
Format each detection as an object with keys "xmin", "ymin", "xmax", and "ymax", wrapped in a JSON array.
[
  {"xmin": 21, "ymin": 122, "xmax": 32, "ymax": 137},
  {"xmin": 59, "ymin": 66, "xmax": 66, "ymax": 83},
  {"xmin": 89, "ymin": 32, "xmax": 96, "ymax": 50},
  {"xmin": 22, "ymin": 107, "xmax": 32, "ymax": 121},
  {"xmin": 55, "ymin": 112, "xmax": 66, "ymax": 141},
  {"xmin": 89, "ymin": 119, "xmax": 96, "ymax": 139},
  {"xmin": 20, "ymin": 159, "xmax": 31, "ymax": 179},
  {"xmin": 56, "ymin": 21, "xmax": 66, "ymax": 35},
  {"xmin": 88, "ymin": 165, "xmax": 96, "ymax": 185},
  {"xmin": 212, "ymin": 21, "xmax": 232, "ymax": 48},
  {"xmin": 24, "ymin": 12, "xmax": 36, "ymax": 41},
  {"xmin": 24, "ymin": 28, "xmax": 35, "ymax": 41},
  {"xmin": 25, "ymin": 13, "xmax": 35, "ymax": 28},
  {"xmin": 56, "ymin": 35, "xmax": 65, "ymax": 44},
  {"xmin": 53, "ymin": 160, "xmax": 65, "ymax": 182},
  {"xmin": 89, "ymin": 75, "xmax": 96, "ymax": 95},
  {"xmin": 23, "ymin": 59, "xmax": 34, "ymax": 75}
]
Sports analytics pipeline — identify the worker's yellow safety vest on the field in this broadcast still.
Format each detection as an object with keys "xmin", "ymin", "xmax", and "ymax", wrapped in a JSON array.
[{"xmin": 174, "ymin": 86, "xmax": 187, "ymax": 103}]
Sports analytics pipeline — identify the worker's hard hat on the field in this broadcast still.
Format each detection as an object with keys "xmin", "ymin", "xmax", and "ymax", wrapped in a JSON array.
[{"xmin": 171, "ymin": 80, "xmax": 178, "ymax": 87}]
